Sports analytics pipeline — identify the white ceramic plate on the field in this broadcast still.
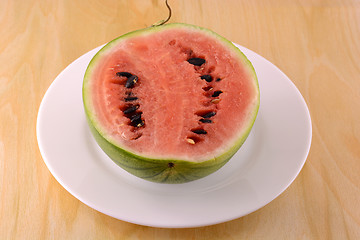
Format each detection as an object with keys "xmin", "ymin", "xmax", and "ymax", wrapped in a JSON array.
[{"xmin": 37, "ymin": 43, "xmax": 312, "ymax": 228}]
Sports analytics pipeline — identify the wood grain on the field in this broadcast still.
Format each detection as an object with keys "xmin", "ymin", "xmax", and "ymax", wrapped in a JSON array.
[{"xmin": 1, "ymin": 0, "xmax": 360, "ymax": 239}]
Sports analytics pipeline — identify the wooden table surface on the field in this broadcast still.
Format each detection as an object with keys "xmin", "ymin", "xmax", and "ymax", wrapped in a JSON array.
[{"xmin": 1, "ymin": 0, "xmax": 360, "ymax": 239}]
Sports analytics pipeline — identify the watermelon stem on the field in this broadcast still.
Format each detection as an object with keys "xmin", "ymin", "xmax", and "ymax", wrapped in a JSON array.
[{"xmin": 151, "ymin": 0, "xmax": 172, "ymax": 27}]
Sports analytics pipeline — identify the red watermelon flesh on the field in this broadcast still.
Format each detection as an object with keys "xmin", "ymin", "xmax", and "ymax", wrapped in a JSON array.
[{"xmin": 83, "ymin": 23, "xmax": 259, "ymax": 183}]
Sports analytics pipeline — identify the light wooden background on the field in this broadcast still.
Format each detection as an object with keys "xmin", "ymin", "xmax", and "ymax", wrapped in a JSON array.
[{"xmin": 1, "ymin": 0, "xmax": 359, "ymax": 239}]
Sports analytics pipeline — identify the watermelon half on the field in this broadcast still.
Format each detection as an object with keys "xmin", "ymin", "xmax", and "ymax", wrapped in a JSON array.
[{"xmin": 83, "ymin": 23, "xmax": 260, "ymax": 183}]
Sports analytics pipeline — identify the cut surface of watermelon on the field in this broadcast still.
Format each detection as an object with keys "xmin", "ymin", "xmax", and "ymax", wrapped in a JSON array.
[{"xmin": 83, "ymin": 23, "xmax": 259, "ymax": 183}]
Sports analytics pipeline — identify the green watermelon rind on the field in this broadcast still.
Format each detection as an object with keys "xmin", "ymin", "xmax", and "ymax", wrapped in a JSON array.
[{"xmin": 83, "ymin": 23, "xmax": 260, "ymax": 184}]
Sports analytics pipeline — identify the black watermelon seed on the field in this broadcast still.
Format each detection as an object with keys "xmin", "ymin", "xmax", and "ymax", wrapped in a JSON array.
[
  {"xmin": 192, "ymin": 129, "xmax": 207, "ymax": 135},
  {"xmin": 124, "ymin": 96, "xmax": 138, "ymax": 102},
  {"xmin": 123, "ymin": 105, "xmax": 139, "ymax": 114},
  {"xmin": 216, "ymin": 78, "xmax": 221, "ymax": 82},
  {"xmin": 125, "ymin": 75, "xmax": 138, "ymax": 88},
  {"xmin": 212, "ymin": 90, "xmax": 223, "ymax": 97},
  {"xmin": 130, "ymin": 112, "xmax": 142, "ymax": 122},
  {"xmin": 135, "ymin": 120, "xmax": 145, "ymax": 127},
  {"xmin": 116, "ymin": 72, "xmax": 132, "ymax": 78},
  {"xmin": 199, "ymin": 119, "xmax": 212, "ymax": 123},
  {"xmin": 200, "ymin": 75, "xmax": 213, "ymax": 82},
  {"xmin": 187, "ymin": 58, "xmax": 206, "ymax": 66},
  {"xmin": 202, "ymin": 111, "xmax": 216, "ymax": 118},
  {"xmin": 168, "ymin": 162, "xmax": 175, "ymax": 168}
]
